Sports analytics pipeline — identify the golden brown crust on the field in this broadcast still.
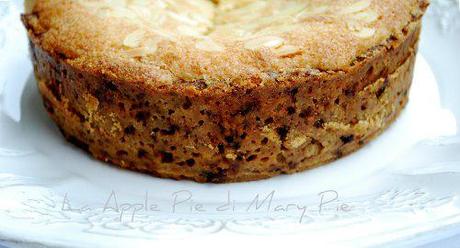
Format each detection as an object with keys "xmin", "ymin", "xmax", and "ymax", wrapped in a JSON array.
[
  {"xmin": 23, "ymin": 0, "xmax": 429, "ymax": 90},
  {"xmin": 22, "ymin": 0, "xmax": 428, "ymax": 183}
]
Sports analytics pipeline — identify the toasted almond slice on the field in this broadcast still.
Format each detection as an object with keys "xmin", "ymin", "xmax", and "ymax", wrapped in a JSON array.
[
  {"xmin": 354, "ymin": 27, "xmax": 376, "ymax": 38},
  {"xmin": 144, "ymin": 38, "xmax": 160, "ymax": 51},
  {"xmin": 274, "ymin": 45, "xmax": 302, "ymax": 57},
  {"xmin": 244, "ymin": 36, "xmax": 285, "ymax": 50},
  {"xmin": 339, "ymin": 0, "xmax": 371, "ymax": 15},
  {"xmin": 254, "ymin": 24, "xmax": 302, "ymax": 36},
  {"xmin": 296, "ymin": 5, "xmax": 329, "ymax": 19},
  {"xmin": 352, "ymin": 10, "xmax": 379, "ymax": 23},
  {"xmin": 123, "ymin": 30, "xmax": 145, "ymax": 48},
  {"xmin": 346, "ymin": 20, "xmax": 362, "ymax": 31},
  {"xmin": 126, "ymin": 45, "xmax": 157, "ymax": 58},
  {"xmin": 195, "ymin": 39, "xmax": 224, "ymax": 52},
  {"xmin": 126, "ymin": 47, "xmax": 148, "ymax": 57},
  {"xmin": 110, "ymin": 6, "xmax": 138, "ymax": 19},
  {"xmin": 167, "ymin": 11, "xmax": 199, "ymax": 26},
  {"xmin": 177, "ymin": 25, "xmax": 203, "ymax": 37}
]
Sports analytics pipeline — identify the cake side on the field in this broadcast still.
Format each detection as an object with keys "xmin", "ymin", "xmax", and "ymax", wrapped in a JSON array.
[{"xmin": 25, "ymin": 16, "xmax": 422, "ymax": 183}]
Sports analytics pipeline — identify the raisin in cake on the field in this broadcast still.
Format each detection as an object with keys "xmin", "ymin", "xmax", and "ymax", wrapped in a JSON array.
[{"xmin": 22, "ymin": 0, "xmax": 429, "ymax": 182}]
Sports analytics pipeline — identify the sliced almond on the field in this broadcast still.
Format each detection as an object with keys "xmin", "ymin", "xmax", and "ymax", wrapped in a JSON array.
[
  {"xmin": 123, "ymin": 30, "xmax": 145, "ymax": 48},
  {"xmin": 351, "ymin": 10, "xmax": 379, "ymax": 23},
  {"xmin": 177, "ymin": 25, "xmax": 203, "ymax": 37},
  {"xmin": 126, "ymin": 47, "xmax": 148, "ymax": 57},
  {"xmin": 129, "ymin": 5, "xmax": 152, "ymax": 19},
  {"xmin": 195, "ymin": 39, "xmax": 224, "ymax": 52},
  {"xmin": 296, "ymin": 5, "xmax": 329, "ymax": 19},
  {"xmin": 244, "ymin": 36, "xmax": 285, "ymax": 50},
  {"xmin": 353, "ymin": 27, "xmax": 376, "ymax": 38},
  {"xmin": 338, "ymin": 0, "xmax": 371, "ymax": 15},
  {"xmin": 126, "ymin": 46, "xmax": 157, "ymax": 58},
  {"xmin": 346, "ymin": 20, "xmax": 361, "ymax": 31},
  {"xmin": 81, "ymin": 0, "xmax": 380, "ymax": 57},
  {"xmin": 274, "ymin": 45, "xmax": 302, "ymax": 57}
]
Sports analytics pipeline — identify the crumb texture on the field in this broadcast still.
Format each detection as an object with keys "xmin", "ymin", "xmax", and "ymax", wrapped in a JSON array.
[{"xmin": 23, "ymin": 0, "xmax": 429, "ymax": 183}]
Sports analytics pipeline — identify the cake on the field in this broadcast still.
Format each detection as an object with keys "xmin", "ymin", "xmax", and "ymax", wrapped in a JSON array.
[{"xmin": 22, "ymin": 0, "xmax": 429, "ymax": 183}]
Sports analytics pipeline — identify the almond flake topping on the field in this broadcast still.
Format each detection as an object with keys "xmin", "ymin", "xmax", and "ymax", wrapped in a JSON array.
[
  {"xmin": 77, "ymin": 0, "xmax": 382, "ymax": 55},
  {"xmin": 353, "ymin": 27, "xmax": 376, "ymax": 38},
  {"xmin": 123, "ymin": 30, "xmax": 145, "ymax": 48},
  {"xmin": 244, "ymin": 36, "xmax": 285, "ymax": 50},
  {"xmin": 195, "ymin": 39, "xmax": 224, "ymax": 52},
  {"xmin": 274, "ymin": 45, "xmax": 302, "ymax": 57},
  {"xmin": 338, "ymin": 0, "xmax": 372, "ymax": 15}
]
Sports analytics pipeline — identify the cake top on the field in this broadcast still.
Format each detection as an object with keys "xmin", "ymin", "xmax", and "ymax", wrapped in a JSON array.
[{"xmin": 24, "ymin": 0, "xmax": 429, "ymax": 90}]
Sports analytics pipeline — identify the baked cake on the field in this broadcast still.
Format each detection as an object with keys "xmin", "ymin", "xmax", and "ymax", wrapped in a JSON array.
[{"xmin": 22, "ymin": 0, "xmax": 429, "ymax": 183}]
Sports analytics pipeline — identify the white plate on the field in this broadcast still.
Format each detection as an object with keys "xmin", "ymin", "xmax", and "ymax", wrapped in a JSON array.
[{"xmin": 1, "ymin": 1, "xmax": 460, "ymax": 247}]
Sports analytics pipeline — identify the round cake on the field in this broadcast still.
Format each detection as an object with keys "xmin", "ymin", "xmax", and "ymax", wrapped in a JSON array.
[{"xmin": 22, "ymin": 0, "xmax": 429, "ymax": 183}]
